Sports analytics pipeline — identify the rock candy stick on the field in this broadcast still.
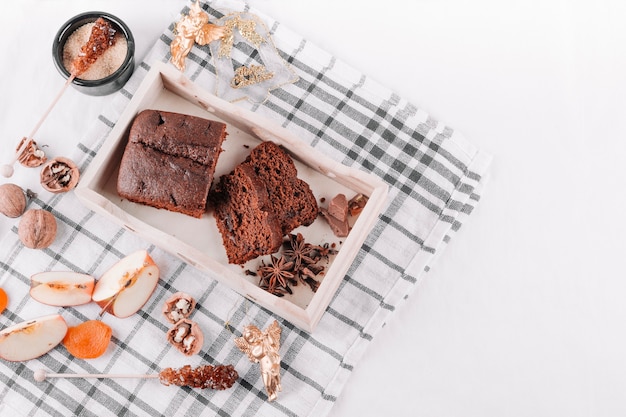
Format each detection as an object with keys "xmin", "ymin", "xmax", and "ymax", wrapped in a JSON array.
[
  {"xmin": 159, "ymin": 364, "xmax": 238, "ymax": 390},
  {"xmin": 34, "ymin": 364, "xmax": 238, "ymax": 390},
  {"xmin": 70, "ymin": 17, "xmax": 117, "ymax": 76}
]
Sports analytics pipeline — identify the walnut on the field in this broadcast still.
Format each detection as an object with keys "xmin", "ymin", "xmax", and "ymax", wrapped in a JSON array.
[
  {"xmin": 166, "ymin": 319, "xmax": 203, "ymax": 356},
  {"xmin": 162, "ymin": 292, "xmax": 196, "ymax": 324},
  {"xmin": 40, "ymin": 157, "xmax": 79, "ymax": 193},
  {"xmin": 0, "ymin": 184, "xmax": 27, "ymax": 218},
  {"xmin": 16, "ymin": 137, "xmax": 47, "ymax": 168},
  {"xmin": 18, "ymin": 209, "xmax": 57, "ymax": 249}
]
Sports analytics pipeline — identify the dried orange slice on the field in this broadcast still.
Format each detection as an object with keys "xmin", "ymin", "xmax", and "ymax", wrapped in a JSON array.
[
  {"xmin": 63, "ymin": 320, "xmax": 112, "ymax": 359},
  {"xmin": 0, "ymin": 288, "xmax": 8, "ymax": 314}
]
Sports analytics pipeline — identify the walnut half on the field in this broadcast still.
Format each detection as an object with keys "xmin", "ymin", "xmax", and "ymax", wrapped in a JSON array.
[
  {"xmin": 16, "ymin": 137, "xmax": 47, "ymax": 168},
  {"xmin": 40, "ymin": 157, "xmax": 79, "ymax": 193},
  {"xmin": 162, "ymin": 292, "xmax": 196, "ymax": 324},
  {"xmin": 167, "ymin": 319, "xmax": 204, "ymax": 356}
]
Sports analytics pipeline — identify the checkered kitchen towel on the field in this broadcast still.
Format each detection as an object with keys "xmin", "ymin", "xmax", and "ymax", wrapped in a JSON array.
[{"xmin": 0, "ymin": 1, "xmax": 491, "ymax": 416}]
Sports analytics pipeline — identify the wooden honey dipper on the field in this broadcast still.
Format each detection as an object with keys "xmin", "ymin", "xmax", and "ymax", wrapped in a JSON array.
[{"xmin": 1, "ymin": 17, "xmax": 117, "ymax": 178}]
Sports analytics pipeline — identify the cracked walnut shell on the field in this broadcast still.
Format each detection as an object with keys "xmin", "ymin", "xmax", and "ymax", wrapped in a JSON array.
[
  {"xmin": 167, "ymin": 319, "xmax": 203, "ymax": 356},
  {"xmin": 16, "ymin": 137, "xmax": 47, "ymax": 168},
  {"xmin": 162, "ymin": 292, "xmax": 196, "ymax": 324},
  {"xmin": 40, "ymin": 157, "xmax": 79, "ymax": 193}
]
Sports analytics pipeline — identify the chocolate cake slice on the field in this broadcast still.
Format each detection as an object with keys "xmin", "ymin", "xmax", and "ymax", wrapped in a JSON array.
[
  {"xmin": 212, "ymin": 141, "xmax": 318, "ymax": 264},
  {"xmin": 117, "ymin": 109, "xmax": 227, "ymax": 218},
  {"xmin": 213, "ymin": 164, "xmax": 284, "ymax": 264},
  {"xmin": 243, "ymin": 141, "xmax": 319, "ymax": 234}
]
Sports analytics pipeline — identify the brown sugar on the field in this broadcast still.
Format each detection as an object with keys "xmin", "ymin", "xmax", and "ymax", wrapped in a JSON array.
[{"xmin": 63, "ymin": 20, "xmax": 128, "ymax": 80}]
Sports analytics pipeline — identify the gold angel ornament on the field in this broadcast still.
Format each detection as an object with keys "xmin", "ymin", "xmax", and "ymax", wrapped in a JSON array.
[
  {"xmin": 234, "ymin": 320, "xmax": 282, "ymax": 401},
  {"xmin": 170, "ymin": 1, "xmax": 225, "ymax": 71}
]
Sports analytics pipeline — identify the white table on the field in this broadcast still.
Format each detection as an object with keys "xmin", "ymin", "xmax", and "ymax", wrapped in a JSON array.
[{"xmin": 1, "ymin": 1, "xmax": 624, "ymax": 416}]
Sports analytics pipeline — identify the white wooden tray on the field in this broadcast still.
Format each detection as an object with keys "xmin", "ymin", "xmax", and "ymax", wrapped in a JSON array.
[{"xmin": 76, "ymin": 62, "xmax": 388, "ymax": 332}]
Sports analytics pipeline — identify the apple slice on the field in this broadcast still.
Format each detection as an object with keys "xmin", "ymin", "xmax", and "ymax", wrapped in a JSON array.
[
  {"xmin": 30, "ymin": 271, "xmax": 95, "ymax": 306},
  {"xmin": 92, "ymin": 249, "xmax": 160, "ymax": 318},
  {"xmin": 0, "ymin": 314, "xmax": 68, "ymax": 361}
]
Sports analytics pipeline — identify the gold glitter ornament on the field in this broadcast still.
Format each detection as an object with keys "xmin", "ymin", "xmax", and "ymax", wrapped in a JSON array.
[
  {"xmin": 209, "ymin": 12, "xmax": 299, "ymax": 103},
  {"xmin": 231, "ymin": 65, "xmax": 274, "ymax": 89},
  {"xmin": 218, "ymin": 16, "xmax": 265, "ymax": 59},
  {"xmin": 234, "ymin": 320, "xmax": 282, "ymax": 402}
]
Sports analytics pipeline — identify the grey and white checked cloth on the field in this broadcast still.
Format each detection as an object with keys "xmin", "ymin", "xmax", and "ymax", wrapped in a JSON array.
[{"xmin": 0, "ymin": 1, "xmax": 491, "ymax": 416}]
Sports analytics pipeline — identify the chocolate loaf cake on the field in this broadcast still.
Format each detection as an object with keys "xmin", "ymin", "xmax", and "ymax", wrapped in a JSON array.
[
  {"xmin": 117, "ymin": 110, "xmax": 227, "ymax": 218},
  {"xmin": 213, "ymin": 141, "xmax": 318, "ymax": 264}
]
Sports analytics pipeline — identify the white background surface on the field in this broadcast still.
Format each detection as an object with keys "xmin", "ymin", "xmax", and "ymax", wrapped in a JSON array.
[{"xmin": 1, "ymin": 1, "xmax": 625, "ymax": 416}]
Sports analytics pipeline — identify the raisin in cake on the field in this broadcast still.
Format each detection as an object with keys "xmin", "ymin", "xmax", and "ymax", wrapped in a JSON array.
[
  {"xmin": 213, "ymin": 141, "xmax": 318, "ymax": 264},
  {"xmin": 117, "ymin": 109, "xmax": 227, "ymax": 218}
]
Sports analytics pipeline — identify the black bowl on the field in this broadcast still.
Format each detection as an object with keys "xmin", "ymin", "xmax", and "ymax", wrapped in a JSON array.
[{"xmin": 52, "ymin": 11, "xmax": 135, "ymax": 96}]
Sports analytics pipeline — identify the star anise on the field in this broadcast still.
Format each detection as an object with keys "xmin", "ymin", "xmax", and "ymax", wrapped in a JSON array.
[
  {"xmin": 257, "ymin": 255, "xmax": 294, "ymax": 296},
  {"xmin": 283, "ymin": 233, "xmax": 325, "ymax": 291},
  {"xmin": 283, "ymin": 233, "xmax": 317, "ymax": 270},
  {"xmin": 256, "ymin": 235, "xmax": 339, "ymax": 296}
]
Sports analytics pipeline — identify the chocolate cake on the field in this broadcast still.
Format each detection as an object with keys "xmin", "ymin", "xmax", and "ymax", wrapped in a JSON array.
[
  {"xmin": 243, "ymin": 141, "xmax": 319, "ymax": 234},
  {"xmin": 213, "ymin": 141, "xmax": 318, "ymax": 264},
  {"xmin": 213, "ymin": 164, "xmax": 284, "ymax": 264},
  {"xmin": 117, "ymin": 109, "xmax": 227, "ymax": 218}
]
